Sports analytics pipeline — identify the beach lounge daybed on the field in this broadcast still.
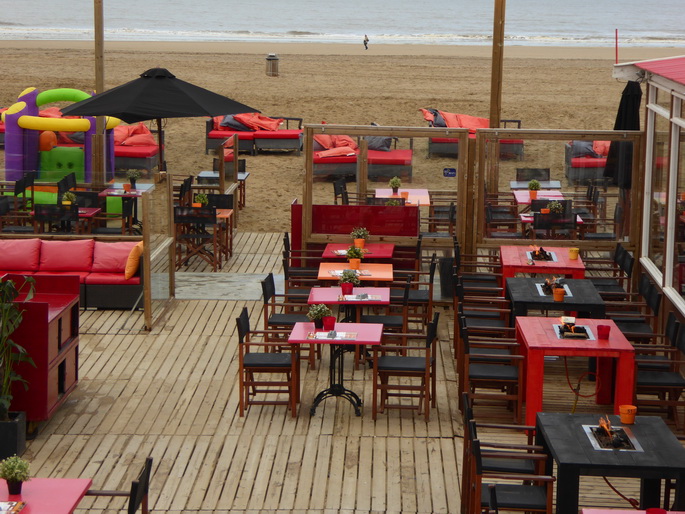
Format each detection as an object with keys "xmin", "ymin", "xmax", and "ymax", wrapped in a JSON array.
[
  {"xmin": 312, "ymin": 133, "xmax": 413, "ymax": 181},
  {"xmin": 564, "ymin": 140, "xmax": 610, "ymax": 184},
  {"xmin": 112, "ymin": 123, "xmax": 160, "ymax": 172},
  {"xmin": 205, "ymin": 113, "xmax": 303, "ymax": 155},
  {"xmin": 420, "ymin": 109, "xmax": 524, "ymax": 160}
]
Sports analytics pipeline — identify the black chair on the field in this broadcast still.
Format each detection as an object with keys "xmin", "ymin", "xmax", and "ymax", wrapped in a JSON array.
[
  {"xmin": 0, "ymin": 196, "xmax": 33, "ymax": 233},
  {"xmin": 92, "ymin": 197, "xmax": 136, "ymax": 235},
  {"xmin": 583, "ymin": 202, "xmax": 623, "ymax": 241},
  {"xmin": 390, "ymin": 252, "xmax": 437, "ymax": 326},
  {"xmin": 634, "ymin": 312, "xmax": 681, "ymax": 372},
  {"xmin": 586, "ymin": 243, "xmax": 634, "ymax": 298},
  {"xmin": 85, "ymin": 456, "xmax": 153, "ymax": 514},
  {"xmin": 609, "ymin": 275, "xmax": 662, "ymax": 342},
  {"xmin": 371, "ymin": 313, "xmax": 439, "ymax": 421},
  {"xmin": 13, "ymin": 174, "xmax": 34, "ymax": 211},
  {"xmin": 485, "ymin": 204, "xmax": 523, "ymax": 239},
  {"xmin": 205, "ymin": 193, "xmax": 234, "ymax": 209},
  {"xmin": 73, "ymin": 191, "xmax": 102, "ymax": 208},
  {"xmin": 532, "ymin": 207, "xmax": 577, "ymax": 239},
  {"xmin": 421, "ymin": 202, "xmax": 455, "ymax": 238},
  {"xmin": 33, "ymin": 203, "xmax": 81, "ymax": 233},
  {"xmin": 173, "ymin": 206, "xmax": 219, "ymax": 271},
  {"xmin": 235, "ymin": 306, "xmax": 300, "ymax": 417},
  {"xmin": 515, "ymin": 167, "xmax": 550, "ymax": 182}
]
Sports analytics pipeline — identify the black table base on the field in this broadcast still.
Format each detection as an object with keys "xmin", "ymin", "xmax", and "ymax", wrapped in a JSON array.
[{"xmin": 310, "ymin": 344, "xmax": 362, "ymax": 416}]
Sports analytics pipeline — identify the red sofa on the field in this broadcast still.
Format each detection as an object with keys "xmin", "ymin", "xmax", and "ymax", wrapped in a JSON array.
[
  {"xmin": 205, "ymin": 115, "xmax": 303, "ymax": 155},
  {"xmin": 313, "ymin": 147, "xmax": 413, "ymax": 180},
  {"xmin": 0, "ymin": 238, "xmax": 143, "ymax": 309}
]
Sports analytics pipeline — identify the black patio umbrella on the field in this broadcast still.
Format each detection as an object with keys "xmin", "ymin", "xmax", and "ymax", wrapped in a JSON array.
[
  {"xmin": 604, "ymin": 80, "xmax": 642, "ymax": 189},
  {"xmin": 62, "ymin": 67, "xmax": 259, "ymax": 170}
]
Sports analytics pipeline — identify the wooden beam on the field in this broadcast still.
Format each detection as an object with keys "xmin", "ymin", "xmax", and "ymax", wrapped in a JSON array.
[{"xmin": 489, "ymin": 0, "xmax": 506, "ymax": 129}]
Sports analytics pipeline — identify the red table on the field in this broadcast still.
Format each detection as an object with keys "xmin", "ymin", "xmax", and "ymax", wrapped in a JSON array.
[
  {"xmin": 375, "ymin": 188, "xmax": 430, "ymax": 206},
  {"xmin": 317, "ymin": 262, "xmax": 394, "ymax": 282},
  {"xmin": 516, "ymin": 317, "xmax": 635, "ymax": 426},
  {"xmin": 513, "ymin": 189, "xmax": 565, "ymax": 206},
  {"xmin": 289, "ymin": 322, "xmax": 383, "ymax": 416},
  {"xmin": 322, "ymin": 243, "xmax": 395, "ymax": 260},
  {"xmin": 307, "ymin": 286, "xmax": 390, "ymax": 315},
  {"xmin": 500, "ymin": 245, "xmax": 586, "ymax": 280},
  {"xmin": 0, "ymin": 477, "xmax": 92, "ymax": 513}
]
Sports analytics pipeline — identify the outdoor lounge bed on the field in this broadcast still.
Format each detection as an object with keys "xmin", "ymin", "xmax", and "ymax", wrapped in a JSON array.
[
  {"xmin": 421, "ymin": 109, "xmax": 524, "ymax": 160},
  {"xmin": 205, "ymin": 114, "xmax": 303, "ymax": 155},
  {"xmin": 564, "ymin": 140, "xmax": 610, "ymax": 184}
]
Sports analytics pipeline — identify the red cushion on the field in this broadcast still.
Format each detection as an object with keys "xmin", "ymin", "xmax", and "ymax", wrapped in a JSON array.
[
  {"xmin": 431, "ymin": 137, "xmax": 459, "ymax": 143},
  {"xmin": 122, "ymin": 133, "xmax": 157, "ymax": 146},
  {"xmin": 114, "ymin": 145, "xmax": 159, "ymax": 158},
  {"xmin": 92, "ymin": 241, "xmax": 139, "ymax": 273},
  {"xmin": 207, "ymin": 129, "xmax": 254, "ymax": 140},
  {"xmin": 571, "ymin": 157, "xmax": 607, "ymax": 168},
  {"xmin": 0, "ymin": 238, "xmax": 41, "ymax": 271},
  {"xmin": 85, "ymin": 273, "xmax": 141, "ymax": 285},
  {"xmin": 368, "ymin": 149, "xmax": 413, "ymax": 166},
  {"xmin": 253, "ymin": 130, "xmax": 302, "ymax": 140},
  {"xmin": 39, "ymin": 239, "xmax": 95, "ymax": 272},
  {"xmin": 233, "ymin": 113, "xmax": 283, "ymax": 131},
  {"xmin": 0, "ymin": 271, "xmax": 35, "ymax": 276},
  {"xmin": 36, "ymin": 271, "xmax": 90, "ymax": 283}
]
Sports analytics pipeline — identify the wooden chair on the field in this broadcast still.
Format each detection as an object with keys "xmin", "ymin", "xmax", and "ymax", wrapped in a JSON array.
[
  {"xmin": 73, "ymin": 191, "xmax": 102, "ymax": 208},
  {"xmin": 0, "ymin": 196, "xmax": 33, "ymax": 233},
  {"xmin": 585, "ymin": 243, "xmax": 634, "ymax": 299},
  {"xmin": 85, "ymin": 456, "xmax": 153, "ymax": 513},
  {"xmin": 515, "ymin": 167, "xmax": 550, "ymax": 182},
  {"xmin": 485, "ymin": 204, "xmax": 523, "ymax": 239},
  {"xmin": 235, "ymin": 306, "xmax": 300, "ymax": 417},
  {"xmin": 173, "ymin": 206, "xmax": 220, "ymax": 271},
  {"xmin": 371, "ymin": 313, "xmax": 439, "ymax": 421},
  {"xmin": 420, "ymin": 201, "xmax": 455, "ymax": 238},
  {"xmin": 607, "ymin": 274, "xmax": 662, "ymax": 342},
  {"xmin": 33, "ymin": 203, "xmax": 82, "ymax": 234},
  {"xmin": 92, "ymin": 197, "xmax": 136, "ymax": 235}
]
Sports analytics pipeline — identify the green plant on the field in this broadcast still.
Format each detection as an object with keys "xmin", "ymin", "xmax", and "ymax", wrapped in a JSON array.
[
  {"xmin": 388, "ymin": 176, "xmax": 402, "ymax": 189},
  {"xmin": 345, "ymin": 246, "xmax": 364, "ymax": 259},
  {"xmin": 307, "ymin": 304, "xmax": 332, "ymax": 321},
  {"xmin": 385, "ymin": 199, "xmax": 401, "ymax": 206},
  {"xmin": 0, "ymin": 455, "xmax": 30, "ymax": 482},
  {"xmin": 547, "ymin": 200, "xmax": 563, "ymax": 214},
  {"xmin": 350, "ymin": 226, "xmax": 369, "ymax": 240},
  {"xmin": 338, "ymin": 269, "xmax": 361, "ymax": 286},
  {"xmin": 0, "ymin": 277, "xmax": 35, "ymax": 421},
  {"xmin": 126, "ymin": 170, "xmax": 142, "ymax": 180},
  {"xmin": 528, "ymin": 179, "xmax": 541, "ymax": 191},
  {"xmin": 61, "ymin": 191, "xmax": 76, "ymax": 204},
  {"xmin": 194, "ymin": 193, "xmax": 209, "ymax": 205}
]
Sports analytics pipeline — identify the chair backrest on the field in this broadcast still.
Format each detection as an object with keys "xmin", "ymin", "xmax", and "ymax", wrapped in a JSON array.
[
  {"xmin": 121, "ymin": 197, "xmax": 136, "ymax": 217},
  {"xmin": 34, "ymin": 203, "xmax": 79, "ymax": 223},
  {"xmin": 0, "ymin": 196, "xmax": 10, "ymax": 216},
  {"xmin": 333, "ymin": 178, "xmax": 347, "ymax": 204},
  {"xmin": 236, "ymin": 306, "xmax": 250, "ymax": 343},
  {"xmin": 73, "ymin": 191, "xmax": 101, "ymax": 208},
  {"xmin": 428, "ymin": 253, "xmax": 438, "ymax": 282},
  {"xmin": 13, "ymin": 177, "xmax": 27, "ymax": 197},
  {"xmin": 516, "ymin": 167, "xmax": 550, "ymax": 182},
  {"xmin": 283, "ymin": 232, "xmax": 291, "ymax": 253},
  {"xmin": 206, "ymin": 193, "xmax": 233, "ymax": 209},
  {"xmin": 665, "ymin": 312, "xmax": 680, "ymax": 347},
  {"xmin": 173, "ymin": 206, "xmax": 216, "ymax": 225},
  {"xmin": 424, "ymin": 312, "xmax": 440, "ymax": 347},
  {"xmin": 261, "ymin": 272, "xmax": 276, "ymax": 304},
  {"xmin": 127, "ymin": 456, "xmax": 153, "ymax": 514},
  {"xmin": 366, "ymin": 197, "xmax": 406, "ymax": 206}
]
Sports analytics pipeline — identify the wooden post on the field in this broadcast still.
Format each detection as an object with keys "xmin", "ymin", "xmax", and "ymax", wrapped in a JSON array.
[
  {"xmin": 489, "ymin": 0, "xmax": 506, "ymax": 129},
  {"xmin": 93, "ymin": 0, "xmax": 106, "ymax": 187}
]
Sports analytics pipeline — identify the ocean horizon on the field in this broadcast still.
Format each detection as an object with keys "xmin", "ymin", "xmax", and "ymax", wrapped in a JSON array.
[{"xmin": 1, "ymin": 0, "xmax": 683, "ymax": 47}]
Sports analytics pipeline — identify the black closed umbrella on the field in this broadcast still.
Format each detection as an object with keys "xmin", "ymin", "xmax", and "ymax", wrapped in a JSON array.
[
  {"xmin": 62, "ymin": 67, "xmax": 259, "ymax": 170},
  {"xmin": 604, "ymin": 80, "xmax": 642, "ymax": 189}
]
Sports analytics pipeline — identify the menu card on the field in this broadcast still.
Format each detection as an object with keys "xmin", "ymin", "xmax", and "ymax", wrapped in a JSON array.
[
  {"xmin": 328, "ymin": 270, "xmax": 372, "ymax": 277},
  {"xmin": 307, "ymin": 331, "xmax": 357, "ymax": 340},
  {"xmin": 344, "ymin": 294, "xmax": 382, "ymax": 301}
]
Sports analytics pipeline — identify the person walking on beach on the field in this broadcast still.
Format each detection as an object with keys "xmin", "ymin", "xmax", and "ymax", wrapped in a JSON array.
[{"xmin": 363, "ymin": 34, "xmax": 369, "ymax": 50}]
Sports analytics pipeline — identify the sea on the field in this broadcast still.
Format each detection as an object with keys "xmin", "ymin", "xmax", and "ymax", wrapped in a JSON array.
[{"xmin": 0, "ymin": 0, "xmax": 683, "ymax": 47}]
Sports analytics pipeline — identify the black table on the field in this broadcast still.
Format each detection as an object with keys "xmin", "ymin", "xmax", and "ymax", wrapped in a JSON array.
[
  {"xmin": 535, "ymin": 412, "xmax": 685, "ymax": 513},
  {"xmin": 506, "ymin": 277, "xmax": 605, "ymax": 319}
]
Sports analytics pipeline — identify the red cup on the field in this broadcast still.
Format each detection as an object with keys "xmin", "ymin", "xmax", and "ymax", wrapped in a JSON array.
[
  {"xmin": 323, "ymin": 316, "xmax": 336, "ymax": 331},
  {"xmin": 597, "ymin": 324, "xmax": 611, "ymax": 339}
]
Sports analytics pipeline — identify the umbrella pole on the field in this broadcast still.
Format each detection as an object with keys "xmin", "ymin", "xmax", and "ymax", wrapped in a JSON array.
[{"xmin": 157, "ymin": 118, "xmax": 166, "ymax": 171}]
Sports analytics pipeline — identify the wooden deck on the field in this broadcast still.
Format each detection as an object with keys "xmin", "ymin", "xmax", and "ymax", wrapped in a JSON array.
[{"xmin": 22, "ymin": 232, "xmax": 680, "ymax": 513}]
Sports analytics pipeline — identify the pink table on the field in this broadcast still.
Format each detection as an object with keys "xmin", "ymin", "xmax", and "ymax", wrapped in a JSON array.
[
  {"xmin": 516, "ymin": 317, "xmax": 635, "ymax": 426},
  {"xmin": 583, "ymin": 511, "xmax": 685, "ymax": 514},
  {"xmin": 500, "ymin": 245, "xmax": 585, "ymax": 280},
  {"xmin": 513, "ymin": 190, "xmax": 565, "ymax": 206},
  {"xmin": 322, "ymin": 243, "xmax": 395, "ymax": 260},
  {"xmin": 289, "ymin": 322, "xmax": 383, "ymax": 416},
  {"xmin": 0, "ymin": 477, "xmax": 92, "ymax": 513},
  {"xmin": 375, "ymin": 188, "xmax": 430, "ymax": 206}
]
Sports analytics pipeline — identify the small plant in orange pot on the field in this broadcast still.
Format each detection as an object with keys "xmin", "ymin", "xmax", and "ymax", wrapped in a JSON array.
[
  {"xmin": 346, "ymin": 246, "xmax": 364, "ymax": 270},
  {"xmin": 350, "ymin": 227, "xmax": 369, "ymax": 249},
  {"xmin": 193, "ymin": 193, "xmax": 208, "ymax": 208},
  {"xmin": 528, "ymin": 179, "xmax": 540, "ymax": 200}
]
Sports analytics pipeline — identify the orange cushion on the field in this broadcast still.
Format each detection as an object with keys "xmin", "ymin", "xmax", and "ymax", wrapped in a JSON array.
[
  {"xmin": 39, "ymin": 107, "xmax": 63, "ymax": 118},
  {"xmin": 92, "ymin": 241, "xmax": 139, "ymax": 273},
  {"xmin": 113, "ymin": 125, "xmax": 129, "ymax": 145},
  {"xmin": 440, "ymin": 111, "xmax": 461, "ymax": 128},
  {"xmin": 122, "ymin": 133, "xmax": 157, "ymax": 146},
  {"xmin": 125, "ymin": 241, "xmax": 144, "ymax": 280},
  {"xmin": 314, "ymin": 146, "xmax": 358, "ymax": 159},
  {"xmin": 419, "ymin": 108, "xmax": 435, "ymax": 123},
  {"xmin": 39, "ymin": 239, "xmax": 95, "ymax": 271},
  {"xmin": 457, "ymin": 114, "xmax": 490, "ymax": 132},
  {"xmin": 331, "ymin": 135, "xmax": 358, "ymax": 149},
  {"xmin": 0, "ymin": 238, "xmax": 41, "ymax": 271},
  {"xmin": 233, "ymin": 113, "xmax": 283, "ymax": 131},
  {"xmin": 593, "ymin": 140, "xmax": 611, "ymax": 157},
  {"xmin": 314, "ymin": 134, "xmax": 333, "ymax": 149}
]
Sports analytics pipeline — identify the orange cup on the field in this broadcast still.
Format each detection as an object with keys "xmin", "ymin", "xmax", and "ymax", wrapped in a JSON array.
[
  {"xmin": 553, "ymin": 287, "xmax": 565, "ymax": 302},
  {"xmin": 400, "ymin": 191, "xmax": 409, "ymax": 201},
  {"xmin": 619, "ymin": 404, "xmax": 637, "ymax": 424}
]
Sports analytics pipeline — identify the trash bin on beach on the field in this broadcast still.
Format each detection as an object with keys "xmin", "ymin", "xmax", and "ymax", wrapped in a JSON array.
[{"xmin": 266, "ymin": 54, "xmax": 279, "ymax": 77}]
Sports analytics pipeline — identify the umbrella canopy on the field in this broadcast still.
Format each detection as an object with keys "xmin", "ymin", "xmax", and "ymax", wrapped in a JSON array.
[
  {"xmin": 603, "ymin": 80, "xmax": 642, "ymax": 189},
  {"xmin": 62, "ymin": 67, "xmax": 259, "ymax": 170}
]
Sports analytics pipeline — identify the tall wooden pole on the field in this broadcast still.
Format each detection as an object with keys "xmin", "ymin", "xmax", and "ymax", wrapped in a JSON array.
[
  {"xmin": 489, "ymin": 0, "xmax": 506, "ymax": 128},
  {"xmin": 93, "ymin": 0, "xmax": 106, "ymax": 186}
]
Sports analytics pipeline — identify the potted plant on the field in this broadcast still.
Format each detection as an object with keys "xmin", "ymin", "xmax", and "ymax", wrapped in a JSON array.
[
  {"xmin": 0, "ymin": 277, "xmax": 35, "ymax": 460},
  {"xmin": 0, "ymin": 455, "xmax": 30, "ymax": 495},
  {"xmin": 338, "ymin": 269, "xmax": 361, "ymax": 295},
  {"xmin": 345, "ymin": 246, "xmax": 364, "ymax": 270},
  {"xmin": 388, "ymin": 176, "xmax": 402, "ymax": 195},
  {"xmin": 61, "ymin": 191, "xmax": 76, "ymax": 206},
  {"xmin": 385, "ymin": 199, "xmax": 401, "ymax": 206},
  {"xmin": 528, "ymin": 179, "xmax": 540, "ymax": 199},
  {"xmin": 350, "ymin": 226, "xmax": 369, "ymax": 249},
  {"xmin": 307, "ymin": 304, "xmax": 333, "ymax": 329},
  {"xmin": 194, "ymin": 193, "xmax": 208, "ymax": 208},
  {"xmin": 126, "ymin": 169, "xmax": 142, "ymax": 189},
  {"xmin": 547, "ymin": 200, "xmax": 563, "ymax": 214}
]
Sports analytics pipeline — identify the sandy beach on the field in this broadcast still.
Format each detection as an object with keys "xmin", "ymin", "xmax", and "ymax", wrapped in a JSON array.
[{"xmin": 1, "ymin": 41, "xmax": 682, "ymax": 232}]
